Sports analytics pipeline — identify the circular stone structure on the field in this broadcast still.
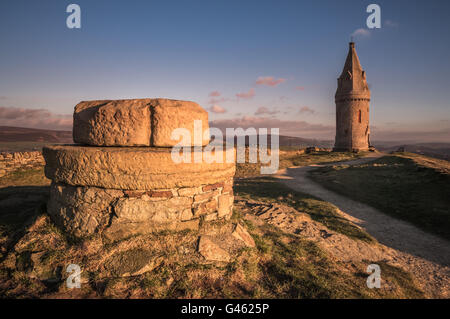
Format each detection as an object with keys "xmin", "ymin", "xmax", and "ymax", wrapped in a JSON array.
[
  {"xmin": 43, "ymin": 145, "xmax": 235, "ymax": 190},
  {"xmin": 43, "ymin": 98, "xmax": 236, "ymax": 241}
]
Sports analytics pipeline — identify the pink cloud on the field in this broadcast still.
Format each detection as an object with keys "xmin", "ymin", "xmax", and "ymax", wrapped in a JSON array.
[
  {"xmin": 351, "ymin": 28, "xmax": 370, "ymax": 38},
  {"xmin": 295, "ymin": 86, "xmax": 305, "ymax": 91},
  {"xmin": 255, "ymin": 107, "xmax": 279, "ymax": 116},
  {"xmin": 0, "ymin": 106, "xmax": 72, "ymax": 131},
  {"xmin": 208, "ymin": 97, "xmax": 229, "ymax": 105},
  {"xmin": 209, "ymin": 105, "xmax": 227, "ymax": 114},
  {"xmin": 236, "ymin": 88, "xmax": 255, "ymax": 100},
  {"xmin": 385, "ymin": 20, "xmax": 399, "ymax": 27},
  {"xmin": 299, "ymin": 106, "xmax": 315, "ymax": 114},
  {"xmin": 208, "ymin": 91, "xmax": 221, "ymax": 97},
  {"xmin": 255, "ymin": 76, "xmax": 286, "ymax": 87}
]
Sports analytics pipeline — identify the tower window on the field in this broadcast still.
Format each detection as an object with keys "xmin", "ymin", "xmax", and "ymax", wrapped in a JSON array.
[{"xmin": 358, "ymin": 110, "xmax": 362, "ymax": 123}]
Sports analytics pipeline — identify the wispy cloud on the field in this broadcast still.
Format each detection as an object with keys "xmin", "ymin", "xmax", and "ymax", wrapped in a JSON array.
[
  {"xmin": 208, "ymin": 90, "xmax": 221, "ymax": 97},
  {"xmin": 295, "ymin": 86, "xmax": 305, "ymax": 91},
  {"xmin": 236, "ymin": 88, "xmax": 255, "ymax": 100},
  {"xmin": 254, "ymin": 107, "xmax": 279, "ymax": 116},
  {"xmin": 208, "ymin": 97, "xmax": 229, "ymax": 105},
  {"xmin": 209, "ymin": 105, "xmax": 227, "ymax": 114},
  {"xmin": 351, "ymin": 28, "xmax": 370, "ymax": 38},
  {"xmin": 299, "ymin": 106, "xmax": 315, "ymax": 115},
  {"xmin": 385, "ymin": 20, "xmax": 399, "ymax": 27},
  {"xmin": 255, "ymin": 76, "xmax": 286, "ymax": 87},
  {"xmin": 0, "ymin": 106, "xmax": 72, "ymax": 130}
]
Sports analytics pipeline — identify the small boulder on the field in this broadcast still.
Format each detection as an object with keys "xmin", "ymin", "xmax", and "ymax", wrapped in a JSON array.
[
  {"xmin": 231, "ymin": 223, "xmax": 255, "ymax": 248},
  {"xmin": 197, "ymin": 236, "xmax": 230, "ymax": 262}
]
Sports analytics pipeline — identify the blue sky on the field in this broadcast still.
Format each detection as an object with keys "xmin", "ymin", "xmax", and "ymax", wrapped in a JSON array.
[{"xmin": 0, "ymin": 0, "xmax": 449, "ymax": 142}]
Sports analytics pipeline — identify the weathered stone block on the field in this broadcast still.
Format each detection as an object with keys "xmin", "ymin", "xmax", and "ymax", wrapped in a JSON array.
[
  {"xmin": 43, "ymin": 145, "xmax": 235, "ymax": 190},
  {"xmin": 231, "ymin": 223, "xmax": 255, "ymax": 247},
  {"xmin": 197, "ymin": 236, "xmax": 230, "ymax": 262},
  {"xmin": 148, "ymin": 190, "xmax": 174, "ymax": 198},
  {"xmin": 73, "ymin": 99, "xmax": 152, "ymax": 146},
  {"xmin": 218, "ymin": 194, "xmax": 234, "ymax": 218},
  {"xmin": 47, "ymin": 183, "xmax": 124, "ymax": 237},
  {"xmin": 202, "ymin": 182, "xmax": 224, "ymax": 192},
  {"xmin": 72, "ymin": 98, "xmax": 210, "ymax": 147},
  {"xmin": 113, "ymin": 196, "xmax": 193, "ymax": 223},
  {"xmin": 124, "ymin": 190, "xmax": 147, "ymax": 198},
  {"xmin": 178, "ymin": 186, "xmax": 202, "ymax": 197},
  {"xmin": 193, "ymin": 198, "xmax": 217, "ymax": 217},
  {"xmin": 150, "ymin": 99, "xmax": 210, "ymax": 147},
  {"xmin": 194, "ymin": 190, "xmax": 220, "ymax": 203}
]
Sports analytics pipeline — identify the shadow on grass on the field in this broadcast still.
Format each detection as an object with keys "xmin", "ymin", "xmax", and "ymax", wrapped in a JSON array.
[{"xmin": 0, "ymin": 186, "xmax": 49, "ymax": 262}]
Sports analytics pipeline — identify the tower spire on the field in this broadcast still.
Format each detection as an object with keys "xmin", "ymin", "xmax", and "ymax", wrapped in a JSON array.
[{"xmin": 337, "ymin": 42, "xmax": 368, "ymax": 93}]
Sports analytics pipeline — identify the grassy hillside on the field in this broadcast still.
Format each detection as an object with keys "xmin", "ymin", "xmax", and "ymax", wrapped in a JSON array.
[
  {"xmin": 236, "ymin": 149, "xmax": 364, "ymax": 178},
  {"xmin": 0, "ymin": 160, "xmax": 425, "ymax": 298},
  {"xmin": 309, "ymin": 153, "xmax": 450, "ymax": 240}
]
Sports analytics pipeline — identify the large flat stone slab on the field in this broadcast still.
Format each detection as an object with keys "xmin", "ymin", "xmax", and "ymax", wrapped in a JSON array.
[
  {"xmin": 73, "ymin": 99, "xmax": 152, "ymax": 146},
  {"xmin": 150, "ymin": 99, "xmax": 210, "ymax": 147},
  {"xmin": 72, "ymin": 98, "xmax": 210, "ymax": 147},
  {"xmin": 43, "ymin": 145, "xmax": 235, "ymax": 190}
]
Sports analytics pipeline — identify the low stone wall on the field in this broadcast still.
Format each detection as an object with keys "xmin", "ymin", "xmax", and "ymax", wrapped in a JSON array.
[
  {"xmin": 0, "ymin": 151, "xmax": 45, "ymax": 177},
  {"xmin": 48, "ymin": 179, "xmax": 234, "ymax": 241},
  {"xmin": 44, "ymin": 144, "xmax": 236, "ymax": 241}
]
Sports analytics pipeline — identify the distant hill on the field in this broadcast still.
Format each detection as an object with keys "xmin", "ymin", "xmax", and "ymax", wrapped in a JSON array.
[
  {"xmin": 0, "ymin": 126, "xmax": 73, "ymax": 143},
  {"xmin": 3, "ymin": 126, "xmax": 446, "ymax": 161},
  {"xmin": 374, "ymin": 141, "xmax": 450, "ymax": 161},
  {"xmin": 0, "ymin": 126, "xmax": 335, "ymax": 149},
  {"xmin": 223, "ymin": 134, "xmax": 333, "ymax": 148}
]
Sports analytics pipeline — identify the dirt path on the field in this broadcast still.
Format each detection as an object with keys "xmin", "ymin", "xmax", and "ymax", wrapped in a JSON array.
[{"xmin": 272, "ymin": 153, "xmax": 450, "ymax": 298}]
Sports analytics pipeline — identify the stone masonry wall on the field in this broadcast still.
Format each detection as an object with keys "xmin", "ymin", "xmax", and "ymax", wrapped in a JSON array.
[
  {"xmin": 0, "ymin": 151, "xmax": 45, "ymax": 177},
  {"xmin": 48, "ymin": 178, "xmax": 234, "ymax": 241}
]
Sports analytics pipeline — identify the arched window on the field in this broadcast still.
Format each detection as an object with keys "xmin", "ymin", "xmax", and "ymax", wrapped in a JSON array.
[{"xmin": 358, "ymin": 110, "xmax": 362, "ymax": 123}]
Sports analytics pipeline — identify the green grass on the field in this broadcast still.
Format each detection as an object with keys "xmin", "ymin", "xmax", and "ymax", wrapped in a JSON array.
[
  {"xmin": 0, "ymin": 167, "xmax": 50, "ymax": 187},
  {"xmin": 309, "ymin": 154, "xmax": 450, "ymax": 241},
  {"xmin": 237, "ymin": 220, "xmax": 422, "ymax": 299},
  {"xmin": 235, "ymin": 177, "xmax": 374, "ymax": 243},
  {"xmin": 235, "ymin": 150, "xmax": 365, "ymax": 178}
]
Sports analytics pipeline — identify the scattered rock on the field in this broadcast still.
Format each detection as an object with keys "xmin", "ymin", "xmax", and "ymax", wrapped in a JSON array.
[
  {"xmin": 197, "ymin": 236, "xmax": 230, "ymax": 262},
  {"xmin": 231, "ymin": 223, "xmax": 255, "ymax": 248},
  {"xmin": 103, "ymin": 248, "xmax": 162, "ymax": 277}
]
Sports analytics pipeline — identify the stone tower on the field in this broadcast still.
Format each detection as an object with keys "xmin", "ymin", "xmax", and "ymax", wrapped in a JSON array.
[{"xmin": 333, "ymin": 42, "xmax": 371, "ymax": 152}]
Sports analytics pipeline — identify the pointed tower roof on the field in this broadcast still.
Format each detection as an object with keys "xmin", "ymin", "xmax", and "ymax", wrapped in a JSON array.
[
  {"xmin": 336, "ymin": 42, "xmax": 370, "ymax": 96},
  {"xmin": 340, "ymin": 42, "xmax": 363, "ymax": 78}
]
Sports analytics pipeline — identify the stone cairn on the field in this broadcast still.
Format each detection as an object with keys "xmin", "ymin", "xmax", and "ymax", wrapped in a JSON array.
[{"xmin": 43, "ymin": 99, "xmax": 235, "ymax": 241}]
